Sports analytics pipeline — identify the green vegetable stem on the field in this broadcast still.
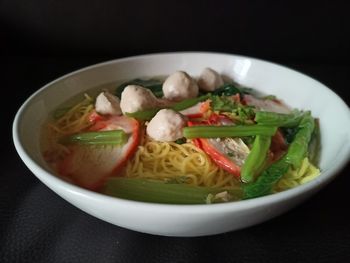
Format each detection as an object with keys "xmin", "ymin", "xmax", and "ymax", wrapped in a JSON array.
[
  {"xmin": 255, "ymin": 111, "xmax": 306, "ymax": 127},
  {"xmin": 308, "ymin": 119, "xmax": 321, "ymax": 166},
  {"xmin": 126, "ymin": 95, "xmax": 210, "ymax": 121},
  {"xmin": 243, "ymin": 156, "xmax": 290, "ymax": 199},
  {"xmin": 60, "ymin": 130, "xmax": 128, "ymax": 146},
  {"xmin": 125, "ymin": 108, "xmax": 160, "ymax": 121},
  {"xmin": 104, "ymin": 178, "xmax": 242, "ymax": 204},
  {"xmin": 183, "ymin": 125, "xmax": 277, "ymax": 139},
  {"xmin": 171, "ymin": 94, "xmax": 210, "ymax": 111},
  {"xmin": 285, "ymin": 114, "xmax": 315, "ymax": 169},
  {"xmin": 241, "ymin": 135, "xmax": 272, "ymax": 183}
]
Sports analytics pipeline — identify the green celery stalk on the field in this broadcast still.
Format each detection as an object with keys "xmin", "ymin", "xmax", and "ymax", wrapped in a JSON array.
[
  {"xmin": 60, "ymin": 130, "xmax": 128, "ymax": 146},
  {"xmin": 126, "ymin": 95, "xmax": 210, "ymax": 121},
  {"xmin": 125, "ymin": 108, "xmax": 160, "ymax": 121},
  {"xmin": 241, "ymin": 135, "xmax": 272, "ymax": 183},
  {"xmin": 171, "ymin": 94, "xmax": 210, "ymax": 111},
  {"xmin": 104, "ymin": 178, "xmax": 242, "ymax": 204},
  {"xmin": 285, "ymin": 114, "xmax": 315, "ymax": 168},
  {"xmin": 308, "ymin": 119, "xmax": 321, "ymax": 166},
  {"xmin": 183, "ymin": 125, "xmax": 277, "ymax": 138},
  {"xmin": 255, "ymin": 110, "xmax": 305, "ymax": 127}
]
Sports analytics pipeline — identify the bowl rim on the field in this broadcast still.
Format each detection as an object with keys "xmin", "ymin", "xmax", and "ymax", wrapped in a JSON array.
[{"xmin": 12, "ymin": 51, "xmax": 350, "ymax": 212}]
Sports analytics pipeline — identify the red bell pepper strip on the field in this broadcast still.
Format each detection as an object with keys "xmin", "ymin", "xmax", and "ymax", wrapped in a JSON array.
[
  {"xmin": 187, "ymin": 121, "xmax": 203, "ymax": 149},
  {"xmin": 187, "ymin": 116, "xmax": 244, "ymax": 178},
  {"xmin": 200, "ymin": 138, "xmax": 241, "ymax": 177}
]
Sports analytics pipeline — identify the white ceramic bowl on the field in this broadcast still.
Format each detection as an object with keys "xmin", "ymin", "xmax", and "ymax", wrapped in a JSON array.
[{"xmin": 13, "ymin": 52, "xmax": 350, "ymax": 236}]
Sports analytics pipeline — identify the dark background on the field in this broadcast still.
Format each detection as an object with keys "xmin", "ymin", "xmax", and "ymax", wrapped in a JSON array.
[{"xmin": 1, "ymin": 0, "xmax": 350, "ymax": 262}]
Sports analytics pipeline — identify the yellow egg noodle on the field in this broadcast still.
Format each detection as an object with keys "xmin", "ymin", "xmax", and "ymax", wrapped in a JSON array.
[
  {"xmin": 125, "ymin": 136, "xmax": 240, "ymax": 188},
  {"xmin": 274, "ymin": 157, "xmax": 320, "ymax": 192},
  {"xmin": 50, "ymin": 93, "xmax": 94, "ymax": 135},
  {"xmin": 125, "ymin": 137, "xmax": 321, "ymax": 191},
  {"xmin": 43, "ymin": 94, "xmax": 94, "ymax": 161}
]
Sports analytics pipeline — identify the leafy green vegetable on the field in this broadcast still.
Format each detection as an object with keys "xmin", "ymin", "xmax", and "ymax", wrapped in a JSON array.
[
  {"xmin": 243, "ymin": 156, "xmax": 290, "ymax": 199},
  {"xmin": 211, "ymin": 83, "xmax": 243, "ymax": 96},
  {"xmin": 234, "ymin": 106, "xmax": 255, "ymax": 123},
  {"xmin": 308, "ymin": 119, "xmax": 321, "ymax": 166},
  {"xmin": 210, "ymin": 95, "xmax": 236, "ymax": 112},
  {"xmin": 209, "ymin": 95, "xmax": 255, "ymax": 123},
  {"xmin": 115, "ymin": 78, "xmax": 163, "ymax": 98},
  {"xmin": 104, "ymin": 178, "xmax": 242, "ymax": 204},
  {"xmin": 243, "ymin": 114, "xmax": 315, "ymax": 199}
]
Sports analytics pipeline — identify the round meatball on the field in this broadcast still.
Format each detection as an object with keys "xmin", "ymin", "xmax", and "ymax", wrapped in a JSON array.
[
  {"xmin": 146, "ymin": 109, "xmax": 186, "ymax": 142},
  {"xmin": 162, "ymin": 71, "xmax": 198, "ymax": 101},
  {"xmin": 197, "ymin": 68, "xmax": 224, "ymax": 92},
  {"xmin": 120, "ymin": 85, "xmax": 159, "ymax": 114},
  {"xmin": 95, "ymin": 91, "xmax": 122, "ymax": 115}
]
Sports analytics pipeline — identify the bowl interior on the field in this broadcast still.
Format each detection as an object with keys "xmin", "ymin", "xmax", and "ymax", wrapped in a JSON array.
[{"xmin": 15, "ymin": 52, "xmax": 350, "ymax": 190}]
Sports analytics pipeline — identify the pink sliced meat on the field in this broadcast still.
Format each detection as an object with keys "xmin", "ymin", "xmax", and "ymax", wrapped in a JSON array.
[
  {"xmin": 58, "ymin": 116, "xmax": 140, "ymax": 190},
  {"xmin": 244, "ymin": 95, "xmax": 291, "ymax": 114}
]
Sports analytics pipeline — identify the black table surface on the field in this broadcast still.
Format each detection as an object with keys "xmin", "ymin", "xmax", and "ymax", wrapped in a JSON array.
[{"xmin": 1, "ymin": 56, "xmax": 349, "ymax": 263}]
